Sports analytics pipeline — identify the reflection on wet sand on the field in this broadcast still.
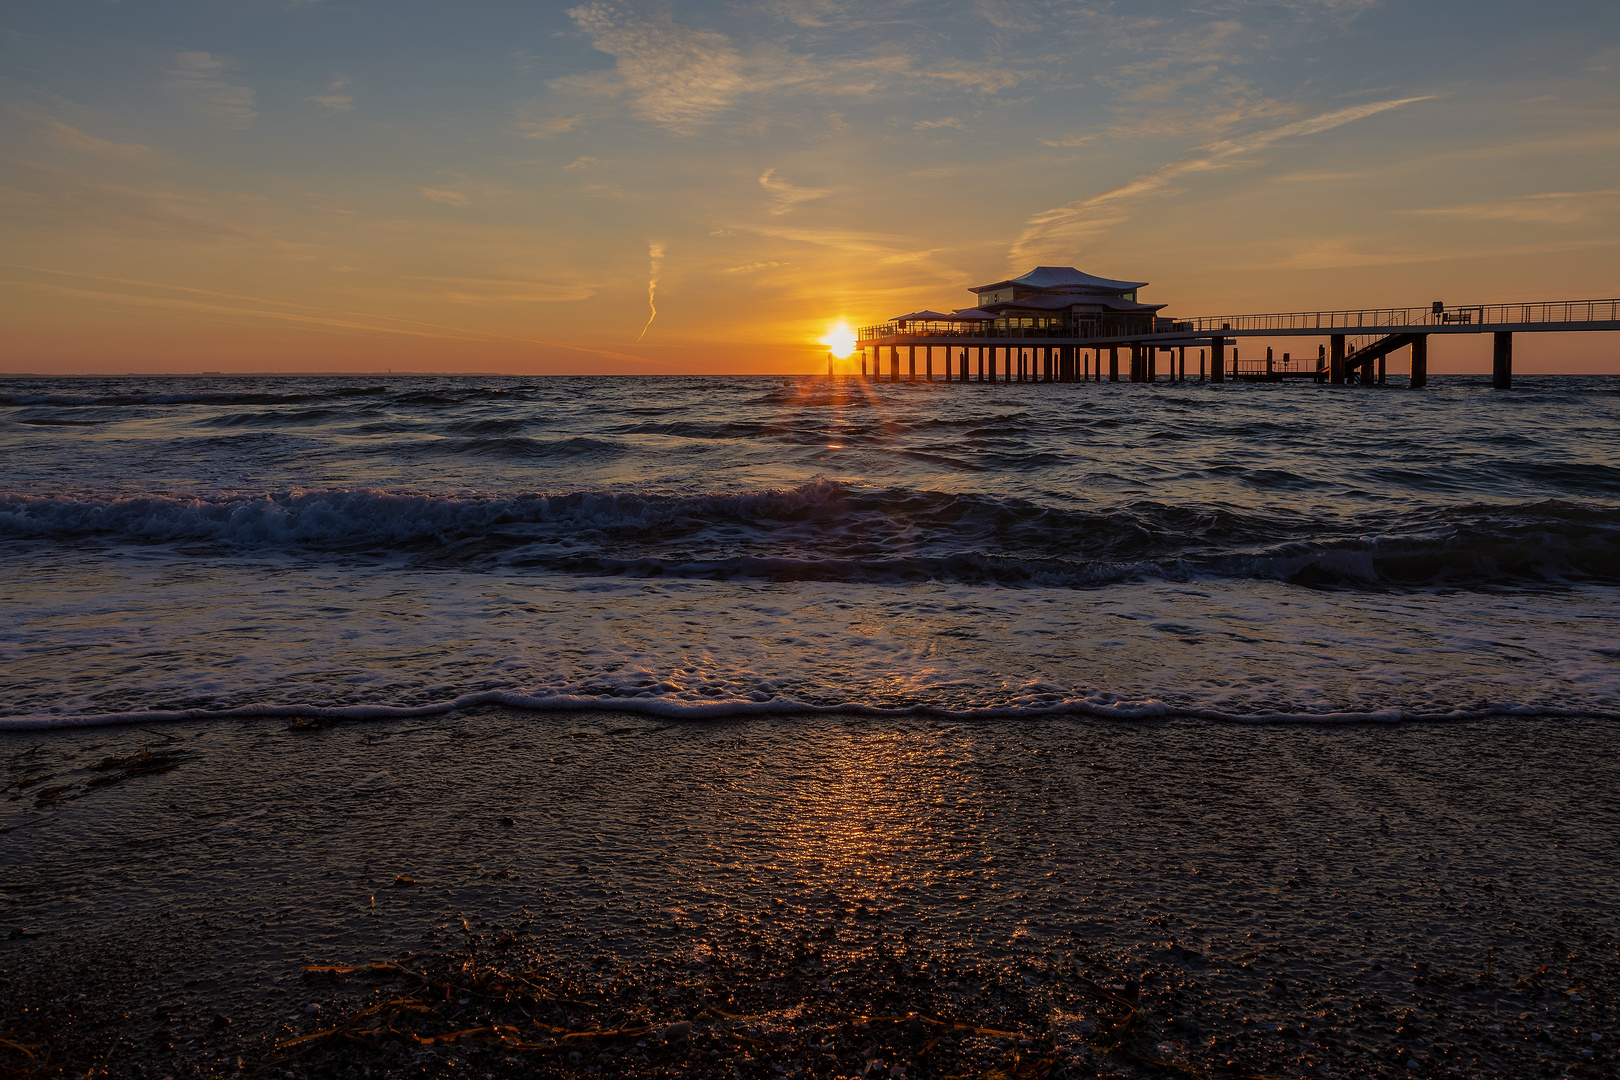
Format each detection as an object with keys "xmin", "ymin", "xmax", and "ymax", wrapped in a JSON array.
[{"xmin": 3, "ymin": 711, "xmax": 1616, "ymax": 1077}]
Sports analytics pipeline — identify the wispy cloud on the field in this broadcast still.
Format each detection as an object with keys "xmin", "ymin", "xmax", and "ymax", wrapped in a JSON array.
[
  {"xmin": 421, "ymin": 188, "xmax": 470, "ymax": 206},
  {"xmin": 14, "ymin": 108, "xmax": 157, "ymax": 161},
  {"xmin": 517, "ymin": 114, "xmax": 582, "ymax": 139},
  {"xmin": 309, "ymin": 77, "xmax": 353, "ymax": 112},
  {"xmin": 1407, "ymin": 187, "xmax": 1620, "ymax": 225},
  {"xmin": 1274, "ymin": 235, "xmax": 1620, "ymax": 270},
  {"xmin": 419, "ymin": 177, "xmax": 510, "ymax": 207},
  {"xmin": 1011, "ymin": 96, "xmax": 1436, "ymax": 264},
  {"xmin": 405, "ymin": 276, "xmax": 596, "ymax": 303},
  {"xmin": 759, "ymin": 169, "xmax": 834, "ymax": 215},
  {"xmin": 5, "ymin": 267, "xmax": 639, "ymax": 360},
  {"xmin": 169, "ymin": 52, "xmax": 257, "ymax": 127},
  {"xmin": 569, "ymin": 3, "xmax": 745, "ymax": 133}
]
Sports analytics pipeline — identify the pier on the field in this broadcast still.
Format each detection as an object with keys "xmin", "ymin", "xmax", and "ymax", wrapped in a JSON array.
[{"xmin": 850, "ymin": 268, "xmax": 1620, "ymax": 389}]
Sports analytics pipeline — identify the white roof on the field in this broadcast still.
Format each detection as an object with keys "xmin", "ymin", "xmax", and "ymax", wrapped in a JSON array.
[{"xmin": 893, "ymin": 309, "xmax": 982, "ymax": 322}]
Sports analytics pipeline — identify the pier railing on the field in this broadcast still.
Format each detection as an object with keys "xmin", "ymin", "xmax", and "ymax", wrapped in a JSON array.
[
  {"xmin": 857, "ymin": 299, "xmax": 1620, "ymax": 343},
  {"xmin": 858, "ymin": 319, "xmax": 1182, "ymax": 341},
  {"xmin": 1181, "ymin": 298, "xmax": 1620, "ymax": 333}
]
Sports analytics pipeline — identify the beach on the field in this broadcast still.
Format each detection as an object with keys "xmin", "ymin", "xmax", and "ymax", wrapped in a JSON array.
[{"xmin": 4, "ymin": 709, "xmax": 1617, "ymax": 1077}]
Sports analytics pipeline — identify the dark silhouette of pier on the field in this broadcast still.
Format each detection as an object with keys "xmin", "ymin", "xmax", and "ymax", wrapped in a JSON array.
[{"xmin": 852, "ymin": 297, "xmax": 1620, "ymax": 390}]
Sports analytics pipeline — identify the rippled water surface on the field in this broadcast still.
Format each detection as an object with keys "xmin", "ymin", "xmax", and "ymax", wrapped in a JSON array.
[{"xmin": 3, "ymin": 373, "xmax": 1618, "ymax": 723}]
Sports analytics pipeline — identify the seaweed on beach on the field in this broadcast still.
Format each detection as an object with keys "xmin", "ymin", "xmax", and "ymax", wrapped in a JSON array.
[
  {"xmin": 255, "ymin": 918, "xmax": 1287, "ymax": 1080},
  {"xmin": 3, "ymin": 740, "xmax": 188, "ymax": 812}
]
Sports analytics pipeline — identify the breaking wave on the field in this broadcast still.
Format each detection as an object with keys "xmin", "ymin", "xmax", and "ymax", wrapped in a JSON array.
[{"xmin": 2, "ymin": 482, "xmax": 1615, "ymax": 589}]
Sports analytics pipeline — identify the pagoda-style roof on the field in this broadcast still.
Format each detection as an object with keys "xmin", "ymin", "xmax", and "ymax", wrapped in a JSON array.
[
  {"xmin": 976, "ymin": 293, "xmax": 1164, "ymax": 314},
  {"xmin": 969, "ymin": 266, "xmax": 1147, "ymax": 295}
]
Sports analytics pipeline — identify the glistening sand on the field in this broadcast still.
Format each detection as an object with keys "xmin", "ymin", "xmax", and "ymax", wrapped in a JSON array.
[{"xmin": 3, "ymin": 710, "xmax": 1616, "ymax": 1078}]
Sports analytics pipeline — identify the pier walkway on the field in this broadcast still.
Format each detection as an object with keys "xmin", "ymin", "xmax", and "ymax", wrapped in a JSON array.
[{"xmin": 853, "ymin": 297, "xmax": 1620, "ymax": 389}]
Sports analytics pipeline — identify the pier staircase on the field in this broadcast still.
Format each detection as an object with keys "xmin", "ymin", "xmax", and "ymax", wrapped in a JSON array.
[{"xmin": 1344, "ymin": 333, "xmax": 1417, "ymax": 385}]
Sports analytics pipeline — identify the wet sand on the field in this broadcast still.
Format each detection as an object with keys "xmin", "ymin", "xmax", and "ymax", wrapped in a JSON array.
[{"xmin": 3, "ymin": 710, "xmax": 1617, "ymax": 1078}]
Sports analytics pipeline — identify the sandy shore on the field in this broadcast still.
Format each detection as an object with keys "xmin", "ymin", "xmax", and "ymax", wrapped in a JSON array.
[{"xmin": 3, "ymin": 710, "xmax": 1617, "ymax": 1078}]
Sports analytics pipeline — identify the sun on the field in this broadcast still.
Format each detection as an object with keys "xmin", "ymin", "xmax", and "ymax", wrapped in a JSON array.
[{"xmin": 820, "ymin": 322, "xmax": 856, "ymax": 359}]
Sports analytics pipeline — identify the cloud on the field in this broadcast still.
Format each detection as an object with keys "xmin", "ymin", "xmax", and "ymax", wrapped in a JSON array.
[
  {"xmin": 418, "ymin": 177, "xmax": 510, "ymax": 206},
  {"xmin": 517, "ymin": 115, "xmax": 582, "ymax": 138},
  {"xmin": 14, "ymin": 109, "xmax": 157, "ymax": 161},
  {"xmin": 421, "ymin": 188, "xmax": 471, "ymax": 206},
  {"xmin": 759, "ymin": 169, "xmax": 834, "ymax": 215},
  {"xmin": 169, "ymin": 52, "xmax": 258, "ymax": 127},
  {"xmin": 1010, "ymin": 95, "xmax": 1435, "ymax": 264},
  {"xmin": 1274, "ymin": 236, "xmax": 1620, "ymax": 271},
  {"xmin": 1039, "ymin": 133, "xmax": 1098, "ymax": 148},
  {"xmin": 914, "ymin": 117, "xmax": 964, "ymax": 130},
  {"xmin": 757, "ymin": 0, "xmax": 854, "ymax": 28},
  {"xmin": 562, "ymin": 156, "xmax": 600, "ymax": 169},
  {"xmin": 309, "ymin": 77, "xmax": 353, "ymax": 111},
  {"xmin": 1406, "ymin": 187, "xmax": 1620, "ymax": 225},
  {"xmin": 724, "ymin": 261, "xmax": 786, "ymax": 273},
  {"xmin": 405, "ymin": 276, "xmax": 597, "ymax": 302},
  {"xmin": 569, "ymin": 3, "xmax": 745, "ymax": 133},
  {"xmin": 4, "ymin": 267, "xmax": 636, "ymax": 359}
]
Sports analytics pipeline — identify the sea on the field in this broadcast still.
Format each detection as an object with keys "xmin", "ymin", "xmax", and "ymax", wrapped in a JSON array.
[{"xmin": 2, "ymin": 372, "xmax": 1619, "ymax": 728}]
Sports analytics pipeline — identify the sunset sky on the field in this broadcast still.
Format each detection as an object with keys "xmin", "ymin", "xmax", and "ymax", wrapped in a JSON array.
[{"xmin": 2, "ymin": 0, "xmax": 1617, "ymax": 374}]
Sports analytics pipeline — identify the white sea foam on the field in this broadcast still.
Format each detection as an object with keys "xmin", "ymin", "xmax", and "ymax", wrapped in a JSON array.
[
  {"xmin": 5, "ymin": 373, "xmax": 1619, "ymax": 730},
  {"xmin": 2, "ymin": 555, "xmax": 1616, "ymax": 729}
]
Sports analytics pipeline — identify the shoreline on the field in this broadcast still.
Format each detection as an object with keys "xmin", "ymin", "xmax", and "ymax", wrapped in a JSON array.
[
  {"xmin": 4, "ymin": 709, "xmax": 1617, "ymax": 1077},
  {"xmin": 7, "ymin": 694, "xmax": 1620, "ymax": 732}
]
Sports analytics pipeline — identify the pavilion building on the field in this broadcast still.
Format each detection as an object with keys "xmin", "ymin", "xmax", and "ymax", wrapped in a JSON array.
[
  {"xmin": 962, "ymin": 266, "xmax": 1168, "ymax": 339},
  {"xmin": 857, "ymin": 265, "xmax": 1184, "ymax": 383}
]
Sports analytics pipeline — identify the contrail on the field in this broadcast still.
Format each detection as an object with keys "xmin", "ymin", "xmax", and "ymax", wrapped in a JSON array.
[{"xmin": 637, "ymin": 242, "xmax": 664, "ymax": 342}]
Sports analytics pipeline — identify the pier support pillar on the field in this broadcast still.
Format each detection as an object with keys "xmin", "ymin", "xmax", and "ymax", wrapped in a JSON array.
[
  {"xmin": 1410, "ymin": 335, "xmax": 1428, "ymax": 388},
  {"xmin": 860, "ymin": 349, "xmax": 867, "ymax": 379},
  {"xmin": 1109, "ymin": 347, "xmax": 1119, "ymax": 382},
  {"xmin": 925, "ymin": 346, "xmax": 933, "ymax": 382},
  {"xmin": 978, "ymin": 346, "xmax": 985, "ymax": 382},
  {"xmin": 1210, "ymin": 337, "xmax": 1225, "ymax": 383},
  {"xmin": 1200, "ymin": 349, "xmax": 1206, "ymax": 382},
  {"xmin": 908, "ymin": 345, "xmax": 916, "ymax": 382},
  {"xmin": 1329, "ymin": 334, "xmax": 1346, "ymax": 384},
  {"xmin": 890, "ymin": 346, "xmax": 900, "ymax": 382},
  {"xmin": 1493, "ymin": 332, "xmax": 1513, "ymax": 389}
]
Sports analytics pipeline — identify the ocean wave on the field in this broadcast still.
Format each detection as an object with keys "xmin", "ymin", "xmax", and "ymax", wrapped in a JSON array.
[
  {"xmin": 4, "ymin": 687, "xmax": 1612, "ymax": 731},
  {"xmin": 0, "ymin": 387, "xmax": 387, "ymax": 407},
  {"xmin": 429, "ymin": 435, "xmax": 629, "ymax": 459},
  {"xmin": 1, "ymin": 484, "xmax": 1615, "ymax": 588}
]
